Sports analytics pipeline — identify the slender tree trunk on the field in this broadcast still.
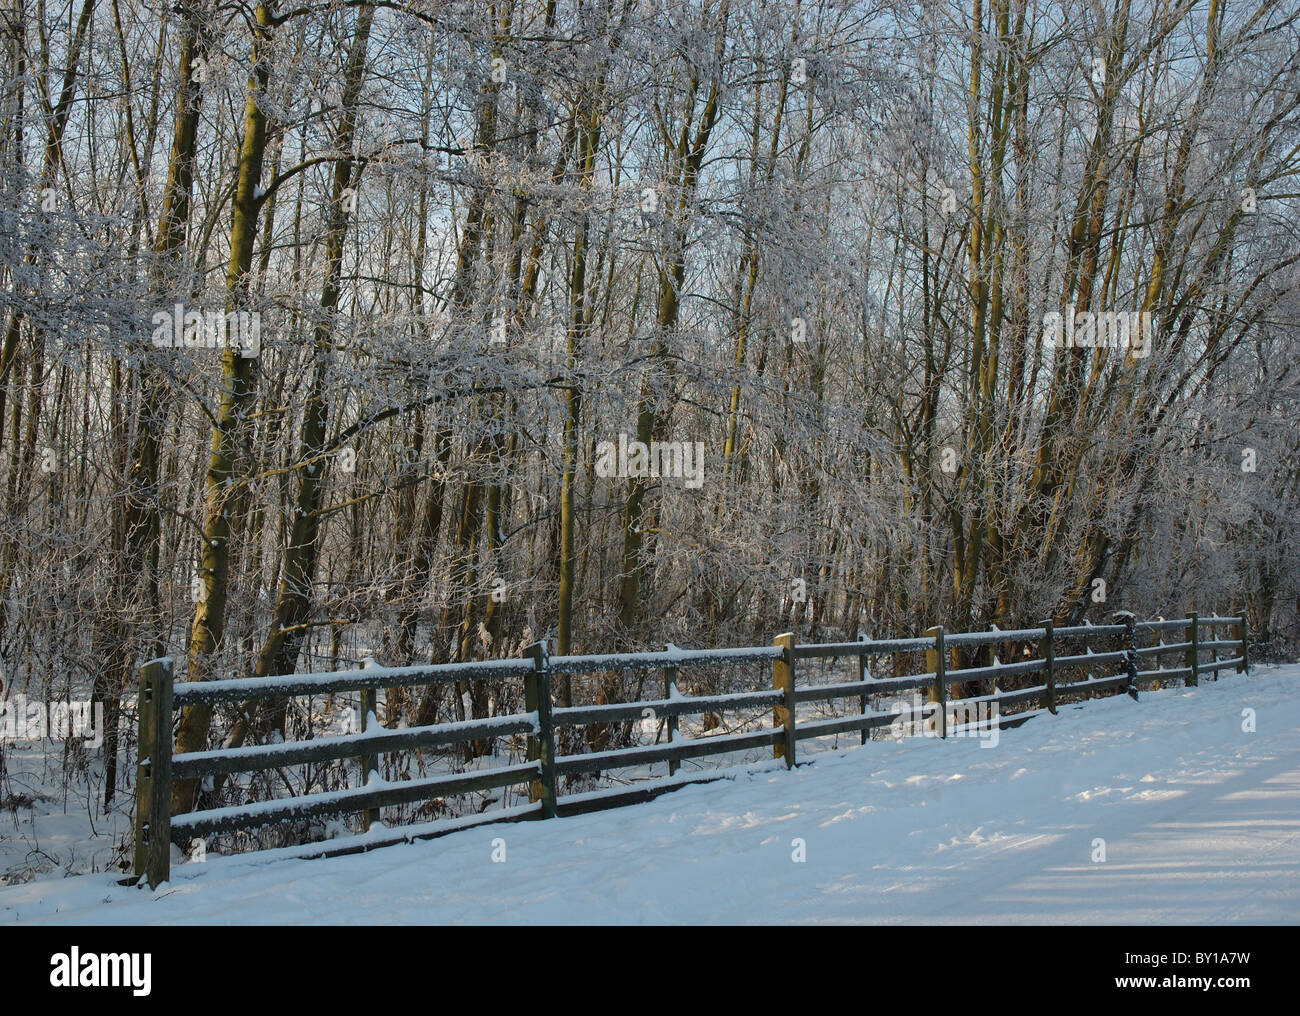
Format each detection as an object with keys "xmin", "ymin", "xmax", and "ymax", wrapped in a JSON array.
[{"xmin": 172, "ymin": 0, "xmax": 277, "ymax": 816}]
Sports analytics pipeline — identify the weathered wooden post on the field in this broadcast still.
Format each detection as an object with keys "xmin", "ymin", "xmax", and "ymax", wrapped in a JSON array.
[
  {"xmin": 772, "ymin": 633, "xmax": 796, "ymax": 768},
  {"xmin": 359, "ymin": 658, "xmax": 378, "ymax": 831},
  {"xmin": 857, "ymin": 639, "xmax": 869, "ymax": 745},
  {"xmin": 133, "ymin": 657, "xmax": 173, "ymax": 889},
  {"xmin": 663, "ymin": 664, "xmax": 679, "ymax": 776},
  {"xmin": 1236, "ymin": 607, "xmax": 1250, "ymax": 674},
  {"xmin": 1208, "ymin": 612, "xmax": 1221, "ymax": 680},
  {"xmin": 925, "ymin": 626, "xmax": 947, "ymax": 739},
  {"xmin": 1041, "ymin": 619, "xmax": 1057, "ymax": 715},
  {"xmin": 1185, "ymin": 611, "xmax": 1199, "ymax": 687},
  {"xmin": 1113, "ymin": 611, "xmax": 1139, "ymax": 700},
  {"xmin": 524, "ymin": 641, "xmax": 558, "ymax": 818}
]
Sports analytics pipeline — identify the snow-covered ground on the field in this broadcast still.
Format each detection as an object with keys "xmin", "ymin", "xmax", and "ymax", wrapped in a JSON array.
[{"xmin": 2, "ymin": 665, "xmax": 1297, "ymax": 924}]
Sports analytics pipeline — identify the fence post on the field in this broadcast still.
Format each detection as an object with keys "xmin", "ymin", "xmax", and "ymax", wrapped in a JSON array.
[
  {"xmin": 1185, "ymin": 611, "xmax": 1199, "ymax": 687},
  {"xmin": 857, "ymin": 641, "xmax": 869, "ymax": 745},
  {"xmin": 1208, "ymin": 611, "xmax": 1220, "ymax": 680},
  {"xmin": 1236, "ymin": 607, "xmax": 1250, "ymax": 674},
  {"xmin": 925, "ymin": 626, "xmax": 947, "ymax": 739},
  {"xmin": 132, "ymin": 657, "xmax": 173, "ymax": 889},
  {"xmin": 1041, "ymin": 619, "xmax": 1057, "ymax": 715},
  {"xmin": 359, "ymin": 659, "xmax": 378, "ymax": 831},
  {"xmin": 1114, "ymin": 611, "xmax": 1139, "ymax": 700},
  {"xmin": 663, "ymin": 665, "xmax": 679, "ymax": 776},
  {"xmin": 524, "ymin": 641, "xmax": 558, "ymax": 818},
  {"xmin": 772, "ymin": 633, "xmax": 796, "ymax": 768}
]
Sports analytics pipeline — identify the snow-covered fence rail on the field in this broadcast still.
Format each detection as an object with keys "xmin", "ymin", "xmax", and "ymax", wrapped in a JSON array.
[
  {"xmin": 131, "ymin": 611, "xmax": 1249, "ymax": 888},
  {"xmin": 132, "ymin": 654, "xmax": 547, "ymax": 888},
  {"xmin": 782, "ymin": 614, "xmax": 1248, "ymax": 760},
  {"xmin": 548, "ymin": 642, "xmax": 786, "ymax": 800}
]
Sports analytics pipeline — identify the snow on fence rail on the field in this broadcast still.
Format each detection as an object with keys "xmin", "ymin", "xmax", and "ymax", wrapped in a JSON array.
[{"xmin": 130, "ymin": 611, "xmax": 1250, "ymax": 888}]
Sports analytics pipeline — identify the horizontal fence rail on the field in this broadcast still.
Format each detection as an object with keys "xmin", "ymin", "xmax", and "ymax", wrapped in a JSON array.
[{"xmin": 131, "ymin": 609, "xmax": 1251, "ymax": 887}]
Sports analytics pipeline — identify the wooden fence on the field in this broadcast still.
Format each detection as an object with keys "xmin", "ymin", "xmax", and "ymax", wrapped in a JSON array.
[{"xmin": 132, "ymin": 611, "xmax": 1249, "ymax": 887}]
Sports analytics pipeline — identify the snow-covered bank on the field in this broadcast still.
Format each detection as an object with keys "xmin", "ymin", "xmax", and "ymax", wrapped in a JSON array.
[{"xmin": 3, "ymin": 665, "xmax": 1297, "ymax": 925}]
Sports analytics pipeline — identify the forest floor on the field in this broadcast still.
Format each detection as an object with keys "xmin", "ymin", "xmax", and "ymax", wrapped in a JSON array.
[{"xmin": 2, "ymin": 663, "xmax": 1297, "ymax": 924}]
